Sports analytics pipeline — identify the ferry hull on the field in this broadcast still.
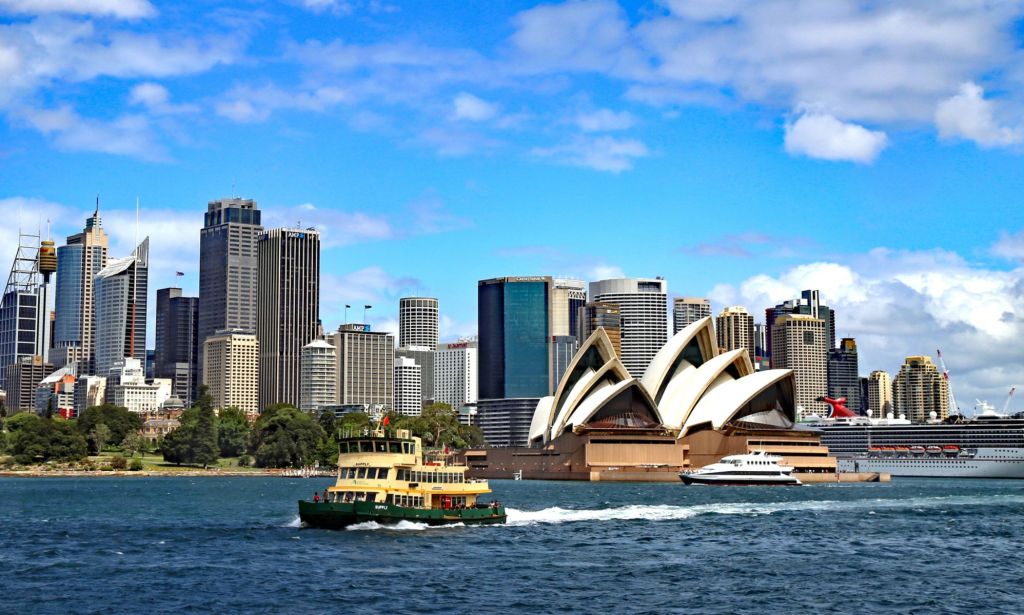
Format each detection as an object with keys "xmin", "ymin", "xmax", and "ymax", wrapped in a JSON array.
[
  {"xmin": 298, "ymin": 500, "xmax": 507, "ymax": 529},
  {"xmin": 680, "ymin": 474, "xmax": 801, "ymax": 486}
]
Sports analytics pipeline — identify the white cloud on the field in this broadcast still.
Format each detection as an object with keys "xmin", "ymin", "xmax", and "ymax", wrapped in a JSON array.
[
  {"xmin": 128, "ymin": 81, "xmax": 197, "ymax": 115},
  {"xmin": 264, "ymin": 203, "xmax": 393, "ymax": 248},
  {"xmin": 935, "ymin": 81, "xmax": 1022, "ymax": 148},
  {"xmin": 321, "ymin": 266, "xmax": 424, "ymax": 332},
  {"xmin": 575, "ymin": 108, "xmax": 635, "ymax": 132},
  {"xmin": 19, "ymin": 105, "xmax": 165, "ymax": 160},
  {"xmin": 297, "ymin": 0, "xmax": 352, "ymax": 15},
  {"xmin": 215, "ymin": 84, "xmax": 350, "ymax": 123},
  {"xmin": 439, "ymin": 314, "xmax": 476, "ymax": 343},
  {"xmin": 589, "ymin": 264, "xmax": 625, "ymax": 280},
  {"xmin": 708, "ymin": 241, "xmax": 1024, "ymax": 409},
  {"xmin": 452, "ymin": 92, "xmax": 498, "ymax": 122},
  {"xmin": 784, "ymin": 111, "xmax": 888, "ymax": 163},
  {"xmin": 992, "ymin": 229, "xmax": 1024, "ymax": 262},
  {"xmin": 532, "ymin": 135, "xmax": 650, "ymax": 172},
  {"xmin": 0, "ymin": 0, "xmax": 155, "ymax": 19}
]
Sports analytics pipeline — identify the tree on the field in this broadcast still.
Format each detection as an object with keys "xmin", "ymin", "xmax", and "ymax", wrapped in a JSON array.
[
  {"xmin": 9, "ymin": 415, "xmax": 88, "ymax": 464},
  {"xmin": 337, "ymin": 411, "xmax": 370, "ymax": 436},
  {"xmin": 160, "ymin": 404, "xmax": 219, "ymax": 467},
  {"xmin": 318, "ymin": 409, "xmax": 337, "ymax": 436},
  {"xmin": 217, "ymin": 407, "xmax": 249, "ymax": 457},
  {"xmin": 121, "ymin": 432, "xmax": 146, "ymax": 458},
  {"xmin": 76, "ymin": 405, "xmax": 142, "ymax": 446},
  {"xmin": 89, "ymin": 424, "xmax": 111, "ymax": 454},
  {"xmin": 396, "ymin": 403, "xmax": 483, "ymax": 450},
  {"xmin": 249, "ymin": 405, "xmax": 325, "ymax": 468}
]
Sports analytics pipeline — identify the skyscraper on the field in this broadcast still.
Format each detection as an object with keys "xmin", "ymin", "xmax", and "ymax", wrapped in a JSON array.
[
  {"xmin": 867, "ymin": 370, "xmax": 894, "ymax": 418},
  {"xmin": 770, "ymin": 314, "xmax": 827, "ymax": 418},
  {"xmin": 53, "ymin": 203, "xmax": 108, "ymax": 373},
  {"xmin": 398, "ymin": 297, "xmax": 438, "ymax": 350},
  {"xmin": 329, "ymin": 324, "xmax": 394, "ymax": 411},
  {"xmin": 0, "ymin": 230, "xmax": 43, "ymax": 389},
  {"xmin": 198, "ymin": 198, "xmax": 262, "ymax": 371},
  {"xmin": 394, "ymin": 356, "xmax": 422, "ymax": 416},
  {"xmin": 256, "ymin": 228, "xmax": 320, "ymax": 410},
  {"xmin": 765, "ymin": 290, "xmax": 835, "ymax": 358},
  {"xmin": 300, "ymin": 339, "xmax": 337, "ymax": 414},
  {"xmin": 203, "ymin": 329, "xmax": 259, "ymax": 417},
  {"xmin": 155, "ymin": 287, "xmax": 199, "ymax": 406},
  {"xmin": 477, "ymin": 276, "xmax": 552, "ymax": 447},
  {"xmin": 434, "ymin": 339, "xmax": 477, "ymax": 411},
  {"xmin": 590, "ymin": 277, "xmax": 667, "ymax": 378},
  {"xmin": 550, "ymin": 278, "xmax": 586, "ymax": 340},
  {"xmin": 577, "ymin": 301, "xmax": 621, "ymax": 355},
  {"xmin": 715, "ymin": 306, "xmax": 755, "ymax": 363},
  {"xmin": 4, "ymin": 355, "xmax": 53, "ymax": 412},
  {"xmin": 673, "ymin": 297, "xmax": 711, "ymax": 333},
  {"xmin": 94, "ymin": 238, "xmax": 149, "ymax": 377},
  {"xmin": 827, "ymin": 338, "xmax": 860, "ymax": 413},
  {"xmin": 395, "ymin": 345, "xmax": 433, "ymax": 407},
  {"xmin": 893, "ymin": 356, "xmax": 949, "ymax": 423}
]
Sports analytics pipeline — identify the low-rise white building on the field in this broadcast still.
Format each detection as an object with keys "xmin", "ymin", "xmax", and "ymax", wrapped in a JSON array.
[{"xmin": 107, "ymin": 357, "xmax": 171, "ymax": 413}]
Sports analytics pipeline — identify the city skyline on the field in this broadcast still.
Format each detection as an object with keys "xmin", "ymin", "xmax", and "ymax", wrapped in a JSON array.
[{"xmin": 0, "ymin": 1, "xmax": 1021, "ymax": 408}]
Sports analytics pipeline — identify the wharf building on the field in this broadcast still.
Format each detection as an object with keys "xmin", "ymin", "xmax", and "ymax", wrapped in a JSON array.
[
  {"xmin": 893, "ymin": 356, "xmax": 950, "ymax": 423},
  {"xmin": 673, "ymin": 297, "xmax": 711, "ymax": 333},
  {"xmin": 477, "ymin": 277, "xmax": 552, "ymax": 447},
  {"xmin": 393, "ymin": 356, "xmax": 423, "ymax": 416},
  {"xmin": 398, "ymin": 297, "xmax": 439, "ymax": 350},
  {"xmin": 299, "ymin": 339, "xmax": 337, "ymax": 414},
  {"xmin": 256, "ymin": 228, "xmax": 320, "ymax": 410},
  {"xmin": 329, "ymin": 324, "xmax": 394, "ymax": 413},
  {"xmin": 715, "ymin": 306, "xmax": 755, "ymax": 364},
  {"xmin": 106, "ymin": 357, "xmax": 171, "ymax": 414},
  {"xmin": 197, "ymin": 198, "xmax": 262, "ymax": 375},
  {"xmin": 53, "ymin": 204, "xmax": 108, "ymax": 373},
  {"xmin": 589, "ymin": 277, "xmax": 667, "ymax": 379},
  {"xmin": 769, "ymin": 314, "xmax": 828, "ymax": 418},
  {"xmin": 154, "ymin": 288, "xmax": 199, "ymax": 407},
  {"xmin": 765, "ymin": 290, "xmax": 835, "ymax": 358},
  {"xmin": 0, "ymin": 231, "xmax": 45, "ymax": 390},
  {"xmin": 826, "ymin": 338, "xmax": 860, "ymax": 414},
  {"xmin": 203, "ymin": 329, "xmax": 259, "ymax": 417},
  {"xmin": 577, "ymin": 302, "xmax": 621, "ymax": 357},
  {"xmin": 468, "ymin": 318, "xmax": 835, "ymax": 481},
  {"xmin": 867, "ymin": 370, "xmax": 894, "ymax": 418},
  {"xmin": 93, "ymin": 238, "xmax": 149, "ymax": 378},
  {"xmin": 434, "ymin": 340, "xmax": 477, "ymax": 412},
  {"xmin": 5, "ymin": 355, "xmax": 54, "ymax": 412}
]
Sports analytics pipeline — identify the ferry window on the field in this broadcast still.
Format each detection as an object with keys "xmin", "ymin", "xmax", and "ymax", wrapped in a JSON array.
[
  {"xmin": 389, "ymin": 442, "xmax": 401, "ymax": 453},
  {"xmin": 377, "ymin": 468, "xmax": 389, "ymax": 480},
  {"xmin": 376, "ymin": 441, "xmax": 387, "ymax": 452},
  {"xmin": 357, "ymin": 468, "xmax": 368, "ymax": 479},
  {"xmin": 402, "ymin": 443, "xmax": 411, "ymax": 454},
  {"xmin": 359, "ymin": 441, "xmax": 371, "ymax": 453},
  {"xmin": 339, "ymin": 442, "xmax": 349, "ymax": 454}
]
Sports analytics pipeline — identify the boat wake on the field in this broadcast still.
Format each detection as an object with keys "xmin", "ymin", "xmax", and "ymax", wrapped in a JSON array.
[
  {"xmin": 505, "ymin": 494, "xmax": 1024, "ymax": 526},
  {"xmin": 345, "ymin": 520, "xmax": 466, "ymax": 532},
  {"xmin": 283, "ymin": 515, "xmax": 303, "ymax": 528}
]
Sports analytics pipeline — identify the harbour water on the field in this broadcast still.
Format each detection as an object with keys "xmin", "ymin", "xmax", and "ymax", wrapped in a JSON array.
[{"xmin": 2, "ymin": 477, "xmax": 1022, "ymax": 614}]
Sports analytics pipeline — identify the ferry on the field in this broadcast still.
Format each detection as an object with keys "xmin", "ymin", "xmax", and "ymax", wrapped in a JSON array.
[
  {"xmin": 680, "ymin": 451, "xmax": 801, "ymax": 486},
  {"xmin": 298, "ymin": 428, "xmax": 507, "ymax": 529}
]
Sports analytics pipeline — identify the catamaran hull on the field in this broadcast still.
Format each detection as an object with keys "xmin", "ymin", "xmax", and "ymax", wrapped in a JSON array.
[
  {"xmin": 298, "ymin": 500, "xmax": 507, "ymax": 529},
  {"xmin": 679, "ymin": 474, "xmax": 801, "ymax": 486}
]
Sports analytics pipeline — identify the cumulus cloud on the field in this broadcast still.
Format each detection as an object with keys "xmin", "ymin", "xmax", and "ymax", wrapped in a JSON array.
[
  {"xmin": 215, "ymin": 84, "xmax": 350, "ymax": 123},
  {"xmin": 0, "ymin": 0, "xmax": 155, "ymax": 19},
  {"xmin": 321, "ymin": 266, "xmax": 424, "ymax": 332},
  {"xmin": 935, "ymin": 82, "xmax": 1022, "ymax": 148},
  {"xmin": 532, "ymin": 135, "xmax": 650, "ymax": 172},
  {"xmin": 992, "ymin": 229, "xmax": 1024, "ymax": 262},
  {"xmin": 575, "ymin": 108, "xmax": 635, "ymax": 132},
  {"xmin": 708, "ymin": 241, "xmax": 1024, "ymax": 409},
  {"xmin": 19, "ymin": 105, "xmax": 165, "ymax": 160},
  {"xmin": 452, "ymin": 92, "xmax": 498, "ymax": 122},
  {"xmin": 784, "ymin": 111, "xmax": 888, "ymax": 163}
]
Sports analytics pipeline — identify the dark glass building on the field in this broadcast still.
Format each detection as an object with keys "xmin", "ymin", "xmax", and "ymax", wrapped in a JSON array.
[
  {"xmin": 155, "ymin": 287, "xmax": 199, "ymax": 406},
  {"xmin": 827, "ymin": 337, "xmax": 860, "ymax": 413},
  {"xmin": 478, "ymin": 276, "xmax": 551, "ymax": 399}
]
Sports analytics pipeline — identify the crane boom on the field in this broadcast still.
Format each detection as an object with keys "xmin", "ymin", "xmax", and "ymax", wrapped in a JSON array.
[
  {"xmin": 936, "ymin": 349, "xmax": 959, "ymax": 416},
  {"xmin": 1004, "ymin": 387, "xmax": 1017, "ymax": 414}
]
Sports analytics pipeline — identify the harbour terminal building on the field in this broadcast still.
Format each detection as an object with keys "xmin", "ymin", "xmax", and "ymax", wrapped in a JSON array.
[{"xmin": 467, "ymin": 317, "xmax": 836, "ymax": 481}]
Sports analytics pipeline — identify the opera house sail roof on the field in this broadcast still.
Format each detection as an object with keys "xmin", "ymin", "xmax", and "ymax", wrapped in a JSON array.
[{"xmin": 530, "ymin": 317, "xmax": 797, "ymax": 444}]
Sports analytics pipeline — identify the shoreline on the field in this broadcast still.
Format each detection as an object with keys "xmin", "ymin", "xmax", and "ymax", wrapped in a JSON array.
[{"xmin": 0, "ymin": 470, "xmax": 334, "ymax": 478}]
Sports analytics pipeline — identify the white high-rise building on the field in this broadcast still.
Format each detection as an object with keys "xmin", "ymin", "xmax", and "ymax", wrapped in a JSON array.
[
  {"xmin": 300, "ymin": 339, "xmax": 337, "ymax": 414},
  {"xmin": 673, "ymin": 297, "xmax": 711, "ymax": 334},
  {"xmin": 203, "ymin": 330, "xmax": 260, "ymax": 417},
  {"xmin": 867, "ymin": 370, "xmax": 894, "ymax": 418},
  {"xmin": 399, "ymin": 297, "xmax": 438, "ymax": 351},
  {"xmin": 590, "ymin": 277, "xmax": 668, "ymax": 378},
  {"xmin": 106, "ymin": 357, "xmax": 171, "ymax": 414},
  {"xmin": 94, "ymin": 238, "xmax": 149, "ymax": 377},
  {"xmin": 770, "ymin": 314, "xmax": 827, "ymax": 419},
  {"xmin": 329, "ymin": 324, "xmax": 394, "ymax": 411},
  {"xmin": 434, "ymin": 340, "xmax": 478, "ymax": 411},
  {"xmin": 394, "ymin": 356, "xmax": 422, "ymax": 416},
  {"xmin": 551, "ymin": 278, "xmax": 587, "ymax": 338}
]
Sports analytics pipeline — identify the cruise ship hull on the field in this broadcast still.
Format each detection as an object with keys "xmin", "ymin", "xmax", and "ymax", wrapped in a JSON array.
[{"xmin": 837, "ymin": 449, "xmax": 1024, "ymax": 479}]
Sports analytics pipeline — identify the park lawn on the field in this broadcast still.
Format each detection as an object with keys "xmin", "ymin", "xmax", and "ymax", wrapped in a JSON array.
[{"xmin": 90, "ymin": 451, "xmax": 264, "ymax": 472}]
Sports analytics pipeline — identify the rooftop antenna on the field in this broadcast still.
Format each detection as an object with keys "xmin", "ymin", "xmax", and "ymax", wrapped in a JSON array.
[{"xmin": 130, "ymin": 196, "xmax": 139, "ymax": 358}]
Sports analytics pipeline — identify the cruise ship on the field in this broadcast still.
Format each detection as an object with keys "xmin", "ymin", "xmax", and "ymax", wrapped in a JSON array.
[{"xmin": 805, "ymin": 413, "xmax": 1024, "ymax": 479}]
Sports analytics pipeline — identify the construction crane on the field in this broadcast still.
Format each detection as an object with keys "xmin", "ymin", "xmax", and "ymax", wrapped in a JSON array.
[
  {"xmin": 1004, "ymin": 387, "xmax": 1017, "ymax": 414},
  {"xmin": 936, "ymin": 349, "xmax": 960, "ymax": 416}
]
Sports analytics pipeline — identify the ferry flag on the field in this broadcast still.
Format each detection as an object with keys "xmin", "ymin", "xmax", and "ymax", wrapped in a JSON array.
[{"xmin": 382, "ymin": 416, "xmax": 390, "ymax": 426}]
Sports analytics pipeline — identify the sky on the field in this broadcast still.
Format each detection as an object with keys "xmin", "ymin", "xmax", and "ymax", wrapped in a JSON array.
[{"xmin": 0, "ymin": 0, "xmax": 1022, "ymax": 412}]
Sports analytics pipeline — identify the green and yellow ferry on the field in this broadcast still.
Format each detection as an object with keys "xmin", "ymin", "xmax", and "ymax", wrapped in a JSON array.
[{"xmin": 298, "ymin": 428, "xmax": 507, "ymax": 529}]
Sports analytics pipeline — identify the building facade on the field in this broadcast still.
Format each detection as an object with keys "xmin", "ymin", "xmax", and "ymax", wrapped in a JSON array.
[
  {"xmin": 393, "ymin": 356, "xmax": 423, "ymax": 416},
  {"xmin": 893, "ymin": 356, "xmax": 950, "ymax": 423},
  {"xmin": 590, "ymin": 277, "xmax": 667, "ymax": 378},
  {"xmin": 203, "ymin": 330, "xmax": 259, "ymax": 417},
  {"xmin": 106, "ymin": 357, "xmax": 171, "ymax": 414},
  {"xmin": 73, "ymin": 374, "xmax": 107, "ymax": 418},
  {"xmin": 155, "ymin": 287, "xmax": 199, "ymax": 406},
  {"xmin": 398, "ymin": 297, "xmax": 438, "ymax": 350},
  {"xmin": 300, "ymin": 339, "xmax": 337, "ymax": 414},
  {"xmin": 395, "ymin": 345, "xmax": 433, "ymax": 408},
  {"xmin": 256, "ymin": 228, "xmax": 320, "ymax": 409},
  {"xmin": 867, "ymin": 370, "xmax": 894, "ymax": 418},
  {"xmin": 673, "ymin": 297, "xmax": 711, "ymax": 334},
  {"xmin": 53, "ymin": 204, "xmax": 108, "ymax": 373},
  {"xmin": 551, "ymin": 278, "xmax": 586, "ymax": 340},
  {"xmin": 765, "ymin": 290, "xmax": 836, "ymax": 358},
  {"xmin": 577, "ymin": 302, "xmax": 621, "ymax": 356},
  {"xmin": 715, "ymin": 306, "xmax": 755, "ymax": 363},
  {"xmin": 4, "ymin": 355, "xmax": 54, "ymax": 412},
  {"xmin": 93, "ymin": 238, "xmax": 149, "ymax": 378},
  {"xmin": 329, "ymin": 324, "xmax": 394, "ymax": 411},
  {"xmin": 476, "ymin": 398, "xmax": 539, "ymax": 448},
  {"xmin": 826, "ymin": 338, "xmax": 860, "ymax": 414},
  {"xmin": 35, "ymin": 366, "xmax": 76, "ymax": 416},
  {"xmin": 434, "ymin": 340, "xmax": 477, "ymax": 411},
  {"xmin": 198, "ymin": 198, "xmax": 263, "ymax": 372},
  {"xmin": 478, "ymin": 276, "xmax": 552, "ymax": 399},
  {"xmin": 770, "ymin": 314, "xmax": 827, "ymax": 418}
]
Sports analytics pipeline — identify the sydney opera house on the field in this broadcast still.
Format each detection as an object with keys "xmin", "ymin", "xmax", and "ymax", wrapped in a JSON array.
[{"xmin": 466, "ymin": 317, "xmax": 836, "ymax": 481}]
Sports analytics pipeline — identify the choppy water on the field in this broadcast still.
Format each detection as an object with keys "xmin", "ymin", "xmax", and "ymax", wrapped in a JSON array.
[{"xmin": 2, "ymin": 477, "xmax": 1022, "ymax": 614}]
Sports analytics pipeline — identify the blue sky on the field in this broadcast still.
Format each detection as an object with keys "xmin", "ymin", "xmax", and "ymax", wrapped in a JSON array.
[{"xmin": 0, "ymin": 0, "xmax": 1022, "ymax": 409}]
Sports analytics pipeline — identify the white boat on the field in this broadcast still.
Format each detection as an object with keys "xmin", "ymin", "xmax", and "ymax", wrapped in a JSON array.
[{"xmin": 680, "ymin": 451, "xmax": 801, "ymax": 486}]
